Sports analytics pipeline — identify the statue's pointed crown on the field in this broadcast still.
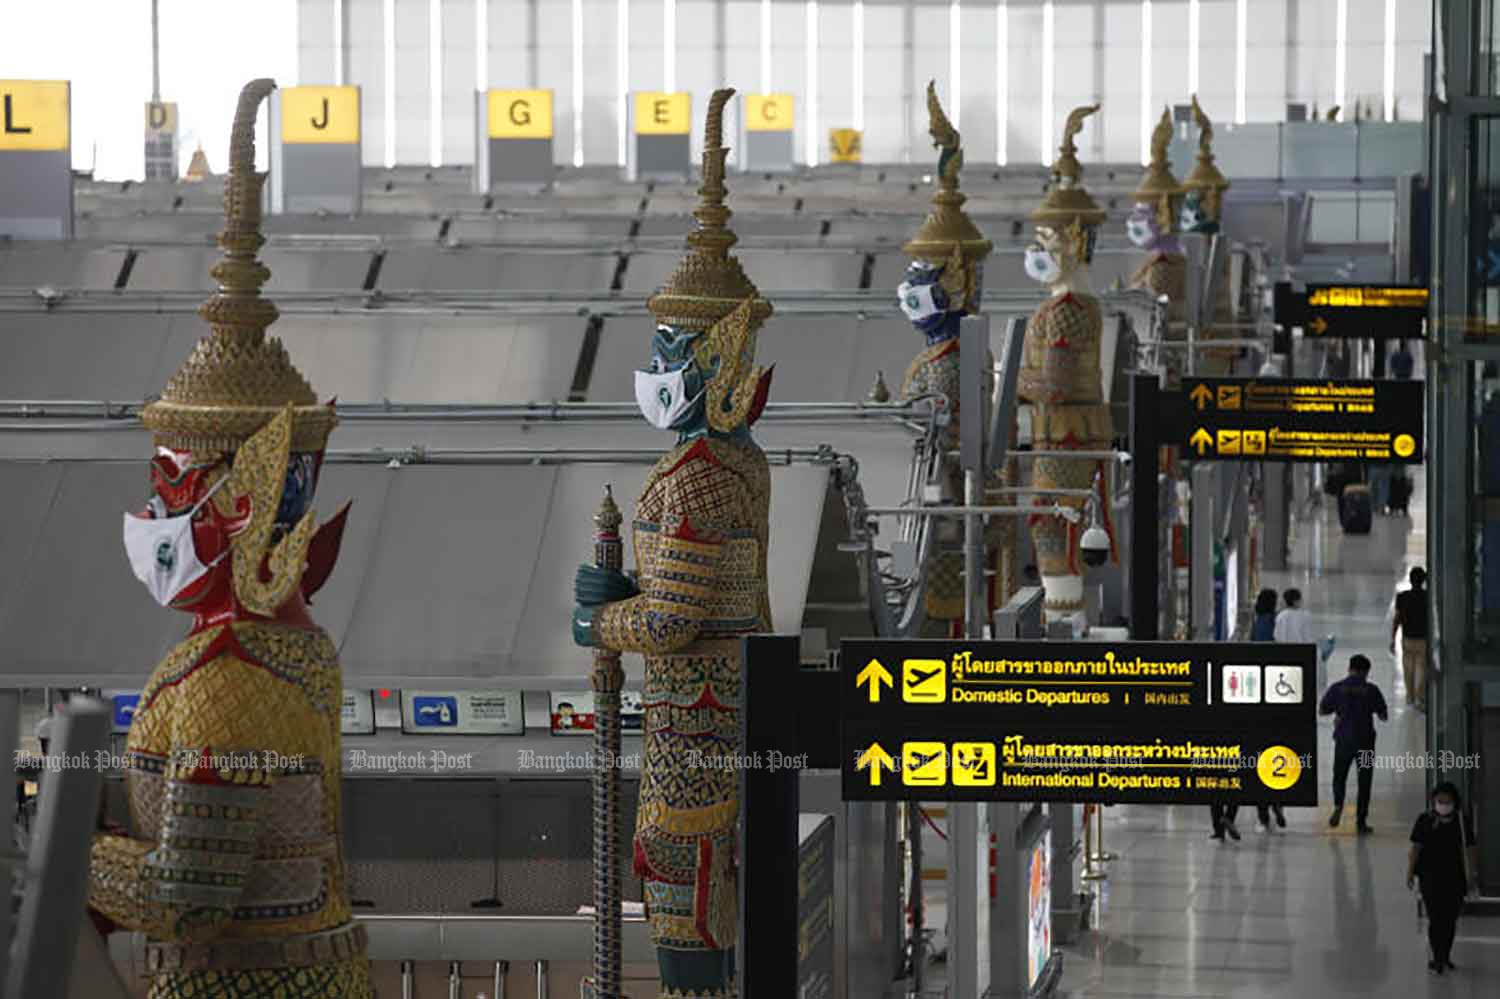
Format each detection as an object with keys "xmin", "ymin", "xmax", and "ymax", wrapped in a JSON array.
[
  {"xmin": 1032, "ymin": 104, "xmax": 1107, "ymax": 228},
  {"xmin": 142, "ymin": 79, "xmax": 335, "ymax": 455},
  {"xmin": 646, "ymin": 88, "xmax": 772, "ymax": 331},
  {"xmin": 1133, "ymin": 106, "xmax": 1184, "ymax": 224},
  {"xmin": 1182, "ymin": 95, "xmax": 1231, "ymax": 202},
  {"xmin": 902, "ymin": 81, "xmax": 992, "ymax": 265}
]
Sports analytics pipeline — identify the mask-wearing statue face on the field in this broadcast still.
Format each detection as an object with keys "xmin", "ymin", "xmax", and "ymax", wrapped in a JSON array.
[
  {"xmin": 1179, "ymin": 190, "xmax": 1218, "ymax": 234},
  {"xmin": 1025, "ymin": 227, "xmax": 1068, "ymax": 286},
  {"xmin": 635, "ymin": 325, "xmax": 708, "ymax": 432},
  {"xmin": 897, "ymin": 261, "xmax": 967, "ymax": 342},
  {"xmin": 1126, "ymin": 203, "xmax": 1161, "ymax": 249}
]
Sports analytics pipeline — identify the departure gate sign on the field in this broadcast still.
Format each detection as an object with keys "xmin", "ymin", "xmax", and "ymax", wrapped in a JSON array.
[
  {"xmin": 1174, "ymin": 377, "xmax": 1424, "ymax": 463},
  {"xmin": 840, "ymin": 640, "xmax": 1318, "ymax": 805},
  {"xmin": 1273, "ymin": 281, "xmax": 1428, "ymax": 339}
]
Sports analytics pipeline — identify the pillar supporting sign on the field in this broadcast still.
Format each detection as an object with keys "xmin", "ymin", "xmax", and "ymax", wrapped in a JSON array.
[
  {"xmin": 739, "ymin": 93, "xmax": 794, "ymax": 172},
  {"xmin": 476, "ymin": 89, "xmax": 554, "ymax": 191},
  {"xmin": 627, "ymin": 91, "xmax": 691, "ymax": 182},
  {"xmin": 0, "ymin": 80, "xmax": 72, "ymax": 239},
  {"xmin": 267, "ymin": 85, "xmax": 362, "ymax": 215}
]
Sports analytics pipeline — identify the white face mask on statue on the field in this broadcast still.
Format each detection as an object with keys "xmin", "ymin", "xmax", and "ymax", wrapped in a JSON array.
[
  {"xmin": 634, "ymin": 368, "xmax": 702, "ymax": 431},
  {"xmin": 1126, "ymin": 217, "xmax": 1155, "ymax": 248},
  {"xmin": 122, "ymin": 477, "xmax": 228, "ymax": 607},
  {"xmin": 1024, "ymin": 247, "xmax": 1062, "ymax": 285}
]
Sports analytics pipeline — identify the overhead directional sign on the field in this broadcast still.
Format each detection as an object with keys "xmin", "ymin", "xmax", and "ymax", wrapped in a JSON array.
[
  {"xmin": 1175, "ymin": 377, "xmax": 1424, "ymax": 463},
  {"xmin": 0, "ymin": 80, "xmax": 73, "ymax": 238},
  {"xmin": 841, "ymin": 639, "xmax": 1318, "ymax": 804},
  {"xmin": 1273, "ymin": 281, "xmax": 1428, "ymax": 339}
]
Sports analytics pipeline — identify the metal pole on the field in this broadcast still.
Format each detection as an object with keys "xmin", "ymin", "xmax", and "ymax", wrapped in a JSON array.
[
  {"xmin": 1079, "ymin": 806, "xmax": 1105, "ymax": 881},
  {"xmin": 1091, "ymin": 803, "xmax": 1115, "ymax": 863},
  {"xmin": 6, "ymin": 697, "xmax": 110, "ymax": 999},
  {"xmin": 0, "ymin": 688, "xmax": 18, "ymax": 990},
  {"xmin": 151, "ymin": 0, "xmax": 161, "ymax": 103},
  {"xmin": 589, "ymin": 487, "xmax": 624, "ymax": 998}
]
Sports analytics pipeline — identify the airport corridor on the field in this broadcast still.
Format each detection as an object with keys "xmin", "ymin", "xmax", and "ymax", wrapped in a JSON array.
[{"xmin": 1057, "ymin": 474, "xmax": 1498, "ymax": 998}]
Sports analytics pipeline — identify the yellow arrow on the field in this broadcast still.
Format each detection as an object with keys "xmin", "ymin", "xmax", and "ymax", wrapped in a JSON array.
[
  {"xmin": 1190, "ymin": 427, "xmax": 1214, "ymax": 455},
  {"xmin": 856, "ymin": 742, "xmax": 896, "ymax": 786},
  {"xmin": 1309, "ymin": 316, "xmax": 1328, "ymax": 335},
  {"xmin": 1189, "ymin": 383, "xmax": 1213, "ymax": 410},
  {"xmin": 856, "ymin": 659, "xmax": 894, "ymax": 703}
]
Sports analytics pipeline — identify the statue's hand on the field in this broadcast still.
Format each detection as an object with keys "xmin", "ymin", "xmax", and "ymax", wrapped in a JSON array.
[
  {"xmin": 574, "ymin": 564, "xmax": 639, "ymax": 606},
  {"xmin": 572, "ymin": 604, "xmax": 598, "ymax": 648}
]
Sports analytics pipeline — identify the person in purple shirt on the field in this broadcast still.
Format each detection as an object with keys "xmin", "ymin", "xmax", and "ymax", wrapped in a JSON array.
[{"xmin": 1319, "ymin": 654, "xmax": 1389, "ymax": 834}]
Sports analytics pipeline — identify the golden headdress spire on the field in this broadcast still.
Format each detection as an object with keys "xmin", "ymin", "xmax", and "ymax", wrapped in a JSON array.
[
  {"xmin": 142, "ymin": 79, "xmax": 336, "ymax": 455},
  {"xmin": 646, "ymin": 88, "xmax": 772, "ymax": 331},
  {"xmin": 1032, "ymin": 104, "xmax": 1107, "ymax": 228},
  {"xmin": 902, "ymin": 81, "xmax": 992, "ymax": 310},
  {"xmin": 1133, "ymin": 106, "xmax": 1184, "ymax": 228},
  {"xmin": 1182, "ymin": 95, "xmax": 1231, "ymax": 219}
]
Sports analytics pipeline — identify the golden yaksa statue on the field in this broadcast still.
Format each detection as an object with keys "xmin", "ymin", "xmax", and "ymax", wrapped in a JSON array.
[
  {"xmin": 895, "ymin": 81, "xmax": 1008, "ymax": 631},
  {"xmin": 1179, "ymin": 95, "xmax": 1236, "ymax": 376},
  {"xmin": 572, "ymin": 88, "xmax": 772, "ymax": 999},
  {"xmin": 88, "ymin": 80, "xmax": 370, "ymax": 998},
  {"xmin": 1127, "ymin": 107, "xmax": 1188, "ymax": 330},
  {"xmin": 1017, "ymin": 104, "xmax": 1116, "ymax": 617}
]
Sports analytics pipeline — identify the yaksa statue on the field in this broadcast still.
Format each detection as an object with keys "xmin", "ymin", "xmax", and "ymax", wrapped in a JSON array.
[
  {"xmin": 1179, "ymin": 94, "xmax": 1236, "ymax": 376},
  {"xmin": 1128, "ymin": 106, "xmax": 1188, "ymax": 334},
  {"xmin": 572, "ymin": 88, "xmax": 773, "ymax": 999},
  {"xmin": 1017, "ymin": 104, "xmax": 1116, "ymax": 617},
  {"xmin": 88, "ymin": 80, "xmax": 371, "ymax": 998},
  {"xmin": 895, "ymin": 81, "xmax": 1009, "ymax": 632}
]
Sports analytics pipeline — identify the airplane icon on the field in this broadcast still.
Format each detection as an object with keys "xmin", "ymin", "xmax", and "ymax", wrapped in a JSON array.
[{"xmin": 902, "ymin": 659, "xmax": 947, "ymax": 703}]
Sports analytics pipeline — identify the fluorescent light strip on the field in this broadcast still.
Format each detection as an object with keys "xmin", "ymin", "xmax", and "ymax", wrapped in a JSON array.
[
  {"xmin": 476, "ymin": 0, "xmax": 488, "ymax": 92},
  {"xmin": 430, "ymin": 0, "xmax": 443, "ymax": 167},
  {"xmin": 334, "ymin": 0, "xmax": 345, "ymax": 85},
  {"xmin": 1383, "ymin": 0, "xmax": 1396, "ymax": 120},
  {"xmin": 1042, "ymin": 0, "xmax": 1054, "ymax": 164},
  {"xmin": 853, "ymin": 0, "xmax": 864, "ymax": 132},
  {"xmin": 383, "ymin": 0, "xmax": 395, "ymax": 167},
  {"xmin": 665, "ymin": 0, "xmax": 676, "ymax": 93},
  {"xmin": 1188, "ymin": 0, "xmax": 1200, "ymax": 96},
  {"xmin": 573, "ymin": 0, "xmax": 584, "ymax": 166},
  {"xmin": 950, "ymin": 1, "xmax": 961, "ymax": 130},
  {"xmin": 1140, "ymin": 0, "xmax": 1151, "ymax": 166},
  {"xmin": 619, "ymin": 0, "xmax": 629, "ymax": 165},
  {"xmin": 1335, "ymin": 0, "xmax": 1348, "ymax": 113},
  {"xmin": 761, "ymin": 0, "xmax": 772, "ymax": 93},
  {"xmin": 1235, "ymin": 0, "xmax": 1246, "ymax": 123},
  {"xmin": 996, "ymin": 1, "xmax": 1007, "ymax": 166},
  {"xmin": 807, "ymin": 1, "xmax": 819, "ymax": 166}
]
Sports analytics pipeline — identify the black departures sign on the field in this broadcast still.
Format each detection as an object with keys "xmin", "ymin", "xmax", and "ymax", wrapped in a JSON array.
[
  {"xmin": 1172, "ymin": 377, "xmax": 1425, "ymax": 463},
  {"xmin": 1273, "ymin": 281, "xmax": 1428, "ymax": 339},
  {"xmin": 840, "ymin": 639, "xmax": 1318, "ymax": 806}
]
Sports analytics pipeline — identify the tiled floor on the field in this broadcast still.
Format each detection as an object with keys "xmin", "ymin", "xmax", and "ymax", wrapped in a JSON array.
[{"xmin": 1054, "ymin": 471, "xmax": 1499, "ymax": 998}]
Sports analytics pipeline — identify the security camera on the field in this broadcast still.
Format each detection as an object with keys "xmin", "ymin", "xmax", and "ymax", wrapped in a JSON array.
[{"xmin": 1080, "ymin": 525, "xmax": 1111, "ymax": 568}]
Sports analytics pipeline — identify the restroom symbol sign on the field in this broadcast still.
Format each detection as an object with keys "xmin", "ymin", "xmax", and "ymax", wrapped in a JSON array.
[
  {"xmin": 1264, "ymin": 665, "xmax": 1303, "ymax": 704},
  {"xmin": 1222, "ymin": 665, "xmax": 1261, "ymax": 703}
]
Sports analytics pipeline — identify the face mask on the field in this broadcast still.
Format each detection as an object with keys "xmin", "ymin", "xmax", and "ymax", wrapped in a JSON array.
[
  {"xmin": 122, "ymin": 477, "xmax": 228, "ymax": 607},
  {"xmin": 1127, "ymin": 218, "xmax": 1155, "ymax": 248},
  {"xmin": 1434, "ymin": 801, "xmax": 1455, "ymax": 817},
  {"xmin": 1024, "ymin": 247, "xmax": 1061, "ymax": 285},
  {"xmin": 898, "ymin": 280, "xmax": 944, "ymax": 323},
  {"xmin": 634, "ymin": 368, "xmax": 701, "ymax": 431}
]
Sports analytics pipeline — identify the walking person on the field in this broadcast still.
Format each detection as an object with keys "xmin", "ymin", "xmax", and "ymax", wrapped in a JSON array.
[
  {"xmin": 1209, "ymin": 801, "xmax": 1241, "ymax": 842},
  {"xmin": 1407, "ymin": 781, "xmax": 1478, "ymax": 975},
  {"xmin": 1273, "ymin": 588, "xmax": 1316, "ymax": 645},
  {"xmin": 1392, "ymin": 567, "xmax": 1429, "ymax": 711},
  {"xmin": 1249, "ymin": 589, "xmax": 1287, "ymax": 831},
  {"xmin": 1320, "ymin": 654, "xmax": 1388, "ymax": 835}
]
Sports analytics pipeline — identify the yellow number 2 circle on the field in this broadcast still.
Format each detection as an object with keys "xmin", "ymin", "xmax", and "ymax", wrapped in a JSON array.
[
  {"xmin": 1257, "ymin": 746, "xmax": 1302, "ymax": 791},
  {"xmin": 1393, "ymin": 434, "xmax": 1416, "ymax": 458}
]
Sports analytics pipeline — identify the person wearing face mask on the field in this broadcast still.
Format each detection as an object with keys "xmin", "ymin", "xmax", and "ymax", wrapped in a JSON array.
[
  {"xmin": 895, "ymin": 82, "xmax": 1008, "ymax": 633},
  {"xmin": 1016, "ymin": 104, "xmax": 1116, "ymax": 620},
  {"xmin": 1407, "ymin": 782, "xmax": 1478, "ymax": 974},
  {"xmin": 572, "ymin": 89, "xmax": 772, "ymax": 999}
]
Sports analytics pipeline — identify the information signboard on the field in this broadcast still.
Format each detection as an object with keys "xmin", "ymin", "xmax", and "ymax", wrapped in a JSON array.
[
  {"xmin": 1273, "ymin": 281, "xmax": 1428, "ymax": 339},
  {"xmin": 398, "ymin": 689, "xmax": 525, "ymax": 735},
  {"xmin": 1173, "ymin": 377, "xmax": 1424, "ymax": 463},
  {"xmin": 840, "ymin": 639, "xmax": 1317, "ymax": 805}
]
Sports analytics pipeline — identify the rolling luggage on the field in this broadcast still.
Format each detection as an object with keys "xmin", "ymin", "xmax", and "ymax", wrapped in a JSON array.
[
  {"xmin": 1388, "ymin": 473, "xmax": 1413, "ymax": 514},
  {"xmin": 1340, "ymin": 483, "xmax": 1373, "ymax": 534}
]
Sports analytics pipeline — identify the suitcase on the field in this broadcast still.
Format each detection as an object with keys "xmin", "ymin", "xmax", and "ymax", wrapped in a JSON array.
[
  {"xmin": 1388, "ymin": 474, "xmax": 1413, "ymax": 514},
  {"xmin": 1340, "ymin": 483, "xmax": 1373, "ymax": 534}
]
